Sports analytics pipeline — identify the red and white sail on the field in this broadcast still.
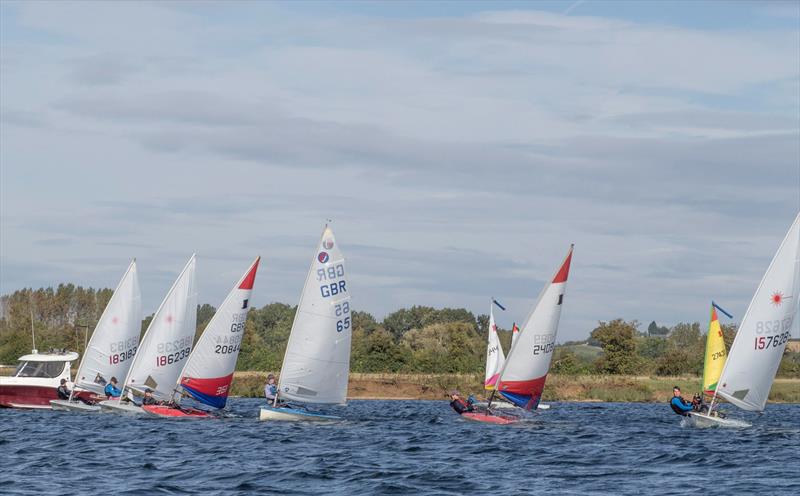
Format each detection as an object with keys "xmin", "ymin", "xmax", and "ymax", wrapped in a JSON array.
[
  {"xmin": 278, "ymin": 226, "xmax": 351, "ymax": 405},
  {"xmin": 495, "ymin": 245, "xmax": 573, "ymax": 410},
  {"xmin": 484, "ymin": 305, "xmax": 506, "ymax": 390},
  {"xmin": 74, "ymin": 260, "xmax": 142, "ymax": 394},
  {"xmin": 511, "ymin": 322, "xmax": 520, "ymax": 349},
  {"xmin": 175, "ymin": 257, "xmax": 260, "ymax": 409},
  {"xmin": 121, "ymin": 255, "xmax": 198, "ymax": 401},
  {"xmin": 716, "ymin": 213, "xmax": 799, "ymax": 412}
]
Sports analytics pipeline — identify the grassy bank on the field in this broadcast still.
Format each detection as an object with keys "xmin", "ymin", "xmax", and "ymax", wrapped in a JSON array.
[{"xmin": 230, "ymin": 372, "xmax": 800, "ymax": 403}]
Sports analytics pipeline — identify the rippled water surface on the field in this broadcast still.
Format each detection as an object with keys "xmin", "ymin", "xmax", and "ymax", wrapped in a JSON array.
[{"xmin": 2, "ymin": 400, "xmax": 799, "ymax": 495}]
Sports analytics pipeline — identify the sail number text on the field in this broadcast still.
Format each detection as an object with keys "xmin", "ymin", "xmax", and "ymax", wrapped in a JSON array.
[
  {"xmin": 109, "ymin": 346, "xmax": 137, "ymax": 365},
  {"xmin": 754, "ymin": 331, "xmax": 791, "ymax": 350},
  {"xmin": 532, "ymin": 334, "xmax": 555, "ymax": 355},
  {"xmin": 335, "ymin": 301, "xmax": 351, "ymax": 333},
  {"xmin": 755, "ymin": 316, "xmax": 794, "ymax": 335},
  {"xmin": 156, "ymin": 347, "xmax": 190, "ymax": 366},
  {"xmin": 318, "ymin": 263, "xmax": 348, "ymax": 298},
  {"xmin": 230, "ymin": 312, "xmax": 247, "ymax": 333}
]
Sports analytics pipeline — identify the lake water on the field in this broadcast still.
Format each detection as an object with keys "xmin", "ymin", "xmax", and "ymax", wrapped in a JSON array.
[{"xmin": 1, "ymin": 400, "xmax": 798, "ymax": 495}]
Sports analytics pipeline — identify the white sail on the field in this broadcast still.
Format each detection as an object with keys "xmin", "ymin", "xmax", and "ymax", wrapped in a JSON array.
[
  {"xmin": 716, "ymin": 213, "xmax": 800, "ymax": 412},
  {"xmin": 278, "ymin": 226, "xmax": 351, "ymax": 405},
  {"xmin": 496, "ymin": 245, "xmax": 573, "ymax": 410},
  {"xmin": 74, "ymin": 260, "xmax": 142, "ymax": 394},
  {"xmin": 175, "ymin": 257, "xmax": 260, "ymax": 408},
  {"xmin": 121, "ymin": 255, "xmax": 198, "ymax": 400},
  {"xmin": 484, "ymin": 305, "xmax": 505, "ymax": 390}
]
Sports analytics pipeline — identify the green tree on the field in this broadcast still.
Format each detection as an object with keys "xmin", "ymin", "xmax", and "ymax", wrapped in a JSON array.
[{"xmin": 590, "ymin": 319, "xmax": 641, "ymax": 374}]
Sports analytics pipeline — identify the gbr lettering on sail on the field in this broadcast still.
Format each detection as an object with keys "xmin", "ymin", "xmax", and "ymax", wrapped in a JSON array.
[{"xmin": 316, "ymin": 250, "xmax": 350, "ymax": 333}]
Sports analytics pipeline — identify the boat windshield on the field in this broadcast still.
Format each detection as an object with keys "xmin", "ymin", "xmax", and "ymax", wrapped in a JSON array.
[{"xmin": 14, "ymin": 361, "xmax": 66, "ymax": 378}]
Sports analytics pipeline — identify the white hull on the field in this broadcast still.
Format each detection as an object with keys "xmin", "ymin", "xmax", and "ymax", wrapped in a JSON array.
[
  {"xmin": 259, "ymin": 406, "xmax": 341, "ymax": 422},
  {"xmin": 474, "ymin": 401, "xmax": 550, "ymax": 410},
  {"xmin": 50, "ymin": 400, "xmax": 101, "ymax": 413},
  {"xmin": 687, "ymin": 412, "xmax": 751, "ymax": 429},
  {"xmin": 99, "ymin": 400, "xmax": 144, "ymax": 416}
]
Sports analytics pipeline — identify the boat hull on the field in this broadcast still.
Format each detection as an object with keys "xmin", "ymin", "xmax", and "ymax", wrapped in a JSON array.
[
  {"xmin": 687, "ymin": 412, "xmax": 751, "ymax": 428},
  {"xmin": 461, "ymin": 412, "xmax": 519, "ymax": 425},
  {"xmin": 0, "ymin": 385, "xmax": 58, "ymax": 409},
  {"xmin": 142, "ymin": 405, "xmax": 213, "ymax": 418},
  {"xmin": 99, "ymin": 400, "xmax": 144, "ymax": 416},
  {"xmin": 473, "ymin": 401, "xmax": 551, "ymax": 411},
  {"xmin": 259, "ymin": 406, "xmax": 342, "ymax": 422},
  {"xmin": 50, "ymin": 399, "xmax": 101, "ymax": 413}
]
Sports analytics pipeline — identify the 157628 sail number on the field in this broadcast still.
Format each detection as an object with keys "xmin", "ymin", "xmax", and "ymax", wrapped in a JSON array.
[{"xmin": 755, "ymin": 331, "xmax": 791, "ymax": 350}]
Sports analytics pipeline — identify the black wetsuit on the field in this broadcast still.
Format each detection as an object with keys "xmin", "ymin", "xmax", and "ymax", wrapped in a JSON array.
[
  {"xmin": 450, "ymin": 398, "xmax": 473, "ymax": 415},
  {"xmin": 142, "ymin": 396, "xmax": 158, "ymax": 406},
  {"xmin": 56, "ymin": 385, "xmax": 71, "ymax": 400}
]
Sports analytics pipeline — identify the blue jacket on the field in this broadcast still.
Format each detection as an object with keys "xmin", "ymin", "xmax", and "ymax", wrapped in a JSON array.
[
  {"xmin": 670, "ymin": 396, "xmax": 693, "ymax": 414},
  {"xmin": 104, "ymin": 383, "xmax": 121, "ymax": 397}
]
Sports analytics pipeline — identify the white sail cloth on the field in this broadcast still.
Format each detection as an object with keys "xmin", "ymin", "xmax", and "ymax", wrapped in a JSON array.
[
  {"xmin": 278, "ymin": 227, "xmax": 352, "ymax": 405},
  {"xmin": 716, "ymin": 213, "xmax": 800, "ymax": 411}
]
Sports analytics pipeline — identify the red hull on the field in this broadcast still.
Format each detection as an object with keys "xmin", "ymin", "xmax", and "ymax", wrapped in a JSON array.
[
  {"xmin": 462, "ymin": 412, "xmax": 519, "ymax": 425},
  {"xmin": 142, "ymin": 405, "xmax": 213, "ymax": 418},
  {"xmin": 0, "ymin": 385, "xmax": 56, "ymax": 408}
]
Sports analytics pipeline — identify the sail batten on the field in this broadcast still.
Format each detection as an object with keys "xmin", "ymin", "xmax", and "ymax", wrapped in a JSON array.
[
  {"xmin": 278, "ymin": 227, "xmax": 352, "ymax": 406},
  {"xmin": 716, "ymin": 213, "xmax": 800, "ymax": 412}
]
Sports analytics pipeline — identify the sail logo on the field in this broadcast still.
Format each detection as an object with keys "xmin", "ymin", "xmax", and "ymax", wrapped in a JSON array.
[
  {"xmin": 318, "ymin": 251, "xmax": 330, "ymax": 263},
  {"xmin": 323, "ymin": 239, "xmax": 335, "ymax": 249},
  {"xmin": 770, "ymin": 291, "xmax": 784, "ymax": 306}
]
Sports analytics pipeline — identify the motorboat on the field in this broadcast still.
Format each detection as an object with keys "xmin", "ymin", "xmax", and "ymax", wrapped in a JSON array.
[{"xmin": 0, "ymin": 350, "xmax": 80, "ymax": 409}]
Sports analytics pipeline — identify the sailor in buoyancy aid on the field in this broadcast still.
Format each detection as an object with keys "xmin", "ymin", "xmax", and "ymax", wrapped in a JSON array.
[
  {"xmin": 669, "ymin": 386, "xmax": 694, "ymax": 416},
  {"xmin": 449, "ymin": 391, "xmax": 474, "ymax": 415}
]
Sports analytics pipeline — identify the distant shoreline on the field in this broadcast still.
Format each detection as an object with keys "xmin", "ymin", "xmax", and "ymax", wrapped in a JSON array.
[{"xmin": 230, "ymin": 372, "xmax": 800, "ymax": 403}]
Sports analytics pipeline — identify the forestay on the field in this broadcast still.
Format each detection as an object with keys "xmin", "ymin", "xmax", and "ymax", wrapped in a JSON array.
[
  {"xmin": 74, "ymin": 260, "xmax": 142, "ymax": 395},
  {"xmin": 496, "ymin": 245, "xmax": 573, "ymax": 410},
  {"xmin": 716, "ymin": 214, "xmax": 800, "ymax": 412},
  {"xmin": 175, "ymin": 257, "xmax": 260, "ymax": 409},
  {"xmin": 278, "ymin": 226, "xmax": 351, "ymax": 405},
  {"xmin": 484, "ymin": 305, "xmax": 506, "ymax": 390},
  {"xmin": 122, "ymin": 255, "xmax": 198, "ymax": 400}
]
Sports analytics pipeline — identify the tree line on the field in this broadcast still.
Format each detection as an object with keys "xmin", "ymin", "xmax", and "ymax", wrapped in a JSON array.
[{"xmin": 1, "ymin": 285, "xmax": 798, "ymax": 377}]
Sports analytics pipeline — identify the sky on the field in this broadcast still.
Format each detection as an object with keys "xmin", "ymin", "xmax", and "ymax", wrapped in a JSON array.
[{"xmin": 1, "ymin": 0, "xmax": 799, "ymax": 342}]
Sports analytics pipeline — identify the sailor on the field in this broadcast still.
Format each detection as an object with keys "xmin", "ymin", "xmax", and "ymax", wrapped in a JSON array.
[
  {"xmin": 691, "ymin": 393, "xmax": 709, "ymax": 413},
  {"xmin": 449, "ymin": 391, "xmax": 474, "ymax": 415},
  {"xmin": 669, "ymin": 386, "xmax": 693, "ymax": 416},
  {"xmin": 104, "ymin": 377, "xmax": 121, "ymax": 398},
  {"xmin": 141, "ymin": 388, "xmax": 158, "ymax": 406},
  {"xmin": 264, "ymin": 374, "xmax": 278, "ymax": 402},
  {"xmin": 56, "ymin": 379, "xmax": 71, "ymax": 400}
]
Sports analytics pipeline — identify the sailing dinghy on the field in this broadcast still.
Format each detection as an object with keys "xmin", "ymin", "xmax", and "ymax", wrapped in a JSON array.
[
  {"xmin": 143, "ymin": 257, "xmax": 260, "ymax": 418},
  {"xmin": 471, "ymin": 300, "xmax": 520, "ymax": 411},
  {"xmin": 260, "ymin": 226, "xmax": 350, "ymax": 422},
  {"xmin": 463, "ymin": 245, "xmax": 573, "ymax": 424},
  {"xmin": 690, "ymin": 213, "xmax": 799, "ymax": 428},
  {"xmin": 100, "ymin": 255, "xmax": 198, "ymax": 416},
  {"xmin": 51, "ymin": 260, "xmax": 142, "ymax": 412}
]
